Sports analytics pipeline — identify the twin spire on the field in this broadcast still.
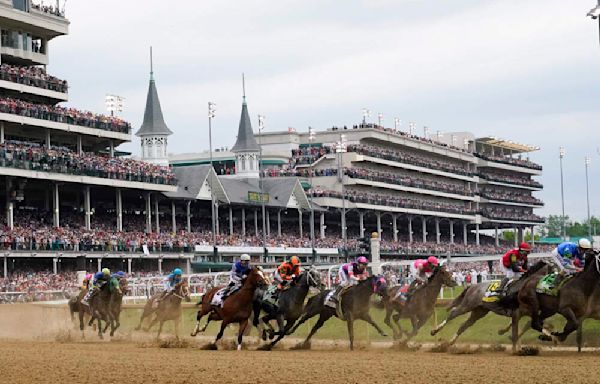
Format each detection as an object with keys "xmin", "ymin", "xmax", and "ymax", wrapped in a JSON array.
[{"xmin": 231, "ymin": 73, "xmax": 260, "ymax": 153}]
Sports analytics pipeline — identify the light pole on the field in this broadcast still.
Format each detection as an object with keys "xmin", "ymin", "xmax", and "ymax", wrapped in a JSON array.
[
  {"xmin": 394, "ymin": 118, "xmax": 401, "ymax": 132},
  {"xmin": 587, "ymin": 1, "xmax": 600, "ymax": 45},
  {"xmin": 208, "ymin": 102, "xmax": 217, "ymax": 252},
  {"xmin": 377, "ymin": 113, "xmax": 383, "ymax": 127},
  {"xmin": 105, "ymin": 94, "xmax": 125, "ymax": 117},
  {"xmin": 308, "ymin": 127, "xmax": 316, "ymax": 260},
  {"xmin": 361, "ymin": 108, "xmax": 371, "ymax": 125},
  {"xmin": 586, "ymin": 156, "xmax": 592, "ymax": 239},
  {"xmin": 559, "ymin": 147, "xmax": 566, "ymax": 240},
  {"xmin": 336, "ymin": 134, "xmax": 347, "ymax": 249},
  {"xmin": 258, "ymin": 114, "xmax": 268, "ymax": 258},
  {"xmin": 408, "ymin": 122, "xmax": 415, "ymax": 136},
  {"xmin": 423, "ymin": 126, "xmax": 429, "ymax": 139}
]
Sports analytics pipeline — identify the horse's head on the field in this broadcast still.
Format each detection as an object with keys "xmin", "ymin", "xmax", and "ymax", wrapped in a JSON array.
[
  {"xmin": 584, "ymin": 250, "xmax": 600, "ymax": 275},
  {"xmin": 176, "ymin": 279, "xmax": 191, "ymax": 302},
  {"xmin": 371, "ymin": 275, "xmax": 388, "ymax": 298},
  {"xmin": 433, "ymin": 265, "xmax": 456, "ymax": 287},
  {"xmin": 119, "ymin": 278, "xmax": 129, "ymax": 294},
  {"xmin": 248, "ymin": 267, "xmax": 269, "ymax": 288},
  {"xmin": 300, "ymin": 267, "xmax": 324, "ymax": 290}
]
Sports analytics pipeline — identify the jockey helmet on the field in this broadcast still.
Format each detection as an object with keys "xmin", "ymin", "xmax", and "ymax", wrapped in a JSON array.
[
  {"xmin": 115, "ymin": 271, "xmax": 126, "ymax": 278},
  {"xmin": 427, "ymin": 256, "xmax": 439, "ymax": 266},
  {"xmin": 240, "ymin": 254, "xmax": 251, "ymax": 261},
  {"xmin": 518, "ymin": 242, "xmax": 532, "ymax": 252},
  {"xmin": 578, "ymin": 238, "xmax": 592, "ymax": 249},
  {"xmin": 173, "ymin": 268, "xmax": 183, "ymax": 276},
  {"xmin": 101, "ymin": 268, "xmax": 110, "ymax": 276},
  {"xmin": 84, "ymin": 273, "xmax": 93, "ymax": 281},
  {"xmin": 290, "ymin": 256, "xmax": 300, "ymax": 266},
  {"xmin": 357, "ymin": 256, "xmax": 368, "ymax": 265}
]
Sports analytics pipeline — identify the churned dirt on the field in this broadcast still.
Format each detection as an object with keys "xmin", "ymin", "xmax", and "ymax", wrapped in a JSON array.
[{"xmin": 1, "ymin": 304, "xmax": 600, "ymax": 384}]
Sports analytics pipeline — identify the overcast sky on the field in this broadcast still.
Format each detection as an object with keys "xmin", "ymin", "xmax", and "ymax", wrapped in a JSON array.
[{"xmin": 48, "ymin": 0, "xmax": 600, "ymax": 221}]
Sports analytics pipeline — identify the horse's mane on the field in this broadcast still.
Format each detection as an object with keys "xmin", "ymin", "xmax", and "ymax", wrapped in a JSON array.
[{"xmin": 521, "ymin": 259, "xmax": 547, "ymax": 278}]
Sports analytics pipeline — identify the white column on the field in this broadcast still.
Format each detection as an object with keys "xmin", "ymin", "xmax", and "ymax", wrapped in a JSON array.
[
  {"xmin": 408, "ymin": 216, "xmax": 413, "ymax": 243},
  {"xmin": 45, "ymin": 130, "xmax": 51, "ymax": 149},
  {"xmin": 127, "ymin": 258, "xmax": 132, "ymax": 275},
  {"xmin": 277, "ymin": 210, "xmax": 282, "ymax": 237},
  {"xmin": 371, "ymin": 235, "xmax": 381, "ymax": 275},
  {"xmin": 186, "ymin": 200, "xmax": 191, "ymax": 233},
  {"xmin": 215, "ymin": 203, "xmax": 220, "ymax": 235},
  {"xmin": 116, "ymin": 188, "xmax": 123, "ymax": 232},
  {"xmin": 376, "ymin": 211, "xmax": 382, "ymax": 238},
  {"xmin": 186, "ymin": 258, "xmax": 191, "ymax": 275},
  {"xmin": 422, "ymin": 217, "xmax": 427, "ymax": 243},
  {"xmin": 158, "ymin": 258, "xmax": 163, "ymax": 275},
  {"xmin": 154, "ymin": 197, "xmax": 159, "ymax": 233},
  {"xmin": 53, "ymin": 258, "xmax": 58, "ymax": 274},
  {"xmin": 514, "ymin": 227, "xmax": 518, "ymax": 247},
  {"xmin": 476, "ymin": 224, "xmax": 480, "ymax": 246},
  {"xmin": 97, "ymin": 258, "xmax": 101, "ymax": 272},
  {"xmin": 298, "ymin": 210, "xmax": 303, "ymax": 238},
  {"xmin": 435, "ymin": 218, "xmax": 440, "ymax": 244},
  {"xmin": 254, "ymin": 210, "xmax": 259, "ymax": 237},
  {"xmin": 53, "ymin": 183, "xmax": 59, "ymax": 228},
  {"xmin": 3, "ymin": 256, "xmax": 6, "ymax": 278},
  {"xmin": 531, "ymin": 226, "xmax": 536, "ymax": 246},
  {"xmin": 359, "ymin": 211, "xmax": 365, "ymax": 238},
  {"xmin": 320, "ymin": 212, "xmax": 325, "ymax": 239},
  {"xmin": 171, "ymin": 201, "xmax": 176, "ymax": 233},
  {"xmin": 450, "ymin": 220, "xmax": 455, "ymax": 244},
  {"xmin": 266, "ymin": 209, "xmax": 271, "ymax": 237},
  {"xmin": 6, "ymin": 177, "xmax": 13, "ymax": 230},
  {"xmin": 145, "ymin": 193, "xmax": 151, "ymax": 234},
  {"xmin": 0, "ymin": 122, "xmax": 4, "ymax": 144},
  {"xmin": 109, "ymin": 140, "xmax": 115, "ymax": 158},
  {"xmin": 463, "ymin": 223, "xmax": 468, "ymax": 245},
  {"xmin": 241, "ymin": 208, "xmax": 246, "ymax": 236},
  {"xmin": 229, "ymin": 206, "xmax": 234, "ymax": 236},
  {"xmin": 495, "ymin": 226, "xmax": 499, "ymax": 247},
  {"xmin": 84, "ymin": 186, "xmax": 91, "ymax": 230},
  {"xmin": 392, "ymin": 215, "xmax": 398, "ymax": 242}
]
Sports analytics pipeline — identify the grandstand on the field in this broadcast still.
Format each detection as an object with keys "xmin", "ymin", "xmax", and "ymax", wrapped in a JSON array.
[{"xmin": 0, "ymin": 1, "xmax": 545, "ymax": 280}]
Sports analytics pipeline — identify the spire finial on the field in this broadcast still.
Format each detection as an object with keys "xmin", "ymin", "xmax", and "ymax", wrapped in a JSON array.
[
  {"xmin": 150, "ymin": 46, "xmax": 154, "ymax": 81},
  {"xmin": 242, "ymin": 73, "xmax": 246, "ymax": 103}
]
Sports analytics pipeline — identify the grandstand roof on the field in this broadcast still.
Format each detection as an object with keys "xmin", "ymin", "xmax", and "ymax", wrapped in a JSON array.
[
  {"xmin": 136, "ymin": 74, "xmax": 173, "ymax": 137},
  {"xmin": 231, "ymin": 97, "xmax": 259, "ymax": 153},
  {"xmin": 164, "ymin": 165, "xmax": 228, "ymax": 202},
  {"xmin": 476, "ymin": 137, "xmax": 539, "ymax": 154},
  {"xmin": 219, "ymin": 177, "xmax": 310, "ymax": 210}
]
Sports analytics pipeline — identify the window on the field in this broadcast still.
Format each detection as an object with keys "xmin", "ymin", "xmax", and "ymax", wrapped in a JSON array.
[{"xmin": 12, "ymin": 0, "xmax": 28, "ymax": 12}]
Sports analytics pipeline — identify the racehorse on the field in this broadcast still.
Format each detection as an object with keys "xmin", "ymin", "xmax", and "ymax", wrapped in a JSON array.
[
  {"xmin": 382, "ymin": 265, "xmax": 456, "ymax": 341},
  {"xmin": 253, "ymin": 267, "xmax": 323, "ymax": 350},
  {"xmin": 190, "ymin": 267, "xmax": 268, "ymax": 350},
  {"xmin": 101, "ymin": 277, "xmax": 128, "ymax": 336},
  {"xmin": 430, "ymin": 260, "xmax": 551, "ymax": 348},
  {"xmin": 288, "ymin": 275, "xmax": 388, "ymax": 351},
  {"xmin": 134, "ymin": 280, "xmax": 191, "ymax": 340},
  {"xmin": 81, "ymin": 276, "xmax": 121, "ymax": 339},
  {"xmin": 518, "ymin": 251, "xmax": 600, "ymax": 342}
]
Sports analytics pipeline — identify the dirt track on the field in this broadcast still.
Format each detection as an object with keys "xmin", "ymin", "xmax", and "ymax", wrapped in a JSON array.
[{"xmin": 1, "ymin": 304, "xmax": 600, "ymax": 384}]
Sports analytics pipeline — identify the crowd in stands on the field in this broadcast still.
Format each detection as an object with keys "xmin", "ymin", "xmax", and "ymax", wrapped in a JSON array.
[
  {"xmin": 478, "ymin": 170, "xmax": 543, "ymax": 188},
  {"xmin": 0, "ymin": 64, "xmax": 68, "ymax": 93},
  {"xmin": 475, "ymin": 152, "xmax": 542, "ymax": 171},
  {"xmin": 0, "ymin": 140, "xmax": 176, "ymax": 185},
  {"xmin": 31, "ymin": 2, "xmax": 65, "ymax": 17},
  {"xmin": 311, "ymin": 189, "xmax": 475, "ymax": 215},
  {"xmin": 481, "ymin": 207, "xmax": 544, "ymax": 222},
  {"xmin": 0, "ymin": 97, "xmax": 130, "ymax": 133},
  {"xmin": 479, "ymin": 188, "xmax": 543, "ymax": 205},
  {"xmin": 0, "ymin": 271, "xmax": 75, "ymax": 303}
]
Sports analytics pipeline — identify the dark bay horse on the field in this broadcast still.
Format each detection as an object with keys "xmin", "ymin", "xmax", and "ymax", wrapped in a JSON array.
[
  {"xmin": 383, "ymin": 265, "xmax": 456, "ymax": 341},
  {"xmin": 253, "ymin": 268, "xmax": 323, "ymax": 350},
  {"xmin": 288, "ymin": 275, "xmax": 388, "ymax": 351},
  {"xmin": 81, "ymin": 277, "xmax": 121, "ymax": 339},
  {"xmin": 190, "ymin": 267, "xmax": 268, "ymax": 350},
  {"xmin": 430, "ymin": 260, "xmax": 551, "ymax": 348},
  {"xmin": 135, "ymin": 280, "xmax": 191, "ymax": 340},
  {"xmin": 101, "ymin": 277, "xmax": 128, "ymax": 336},
  {"xmin": 518, "ymin": 252, "xmax": 600, "ymax": 342}
]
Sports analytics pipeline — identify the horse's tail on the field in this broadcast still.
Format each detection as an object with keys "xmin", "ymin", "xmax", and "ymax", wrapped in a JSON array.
[{"xmin": 447, "ymin": 286, "xmax": 468, "ymax": 309}]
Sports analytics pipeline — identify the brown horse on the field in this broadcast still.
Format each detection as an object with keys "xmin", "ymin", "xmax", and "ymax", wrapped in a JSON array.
[
  {"xmin": 383, "ymin": 265, "xmax": 456, "ymax": 340},
  {"xmin": 518, "ymin": 251, "xmax": 600, "ymax": 342},
  {"xmin": 190, "ymin": 267, "xmax": 268, "ymax": 350},
  {"xmin": 134, "ymin": 280, "xmax": 191, "ymax": 340}
]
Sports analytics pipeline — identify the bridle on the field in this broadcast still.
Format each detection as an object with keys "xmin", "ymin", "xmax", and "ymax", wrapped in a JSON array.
[{"xmin": 306, "ymin": 268, "xmax": 320, "ymax": 288}]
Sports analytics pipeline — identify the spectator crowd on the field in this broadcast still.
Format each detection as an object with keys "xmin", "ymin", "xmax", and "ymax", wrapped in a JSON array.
[{"xmin": 0, "ymin": 64, "xmax": 68, "ymax": 93}]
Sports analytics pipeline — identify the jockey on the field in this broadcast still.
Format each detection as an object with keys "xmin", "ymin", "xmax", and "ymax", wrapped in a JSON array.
[
  {"xmin": 81, "ymin": 268, "xmax": 111, "ymax": 306},
  {"xmin": 407, "ymin": 256, "xmax": 439, "ymax": 300},
  {"xmin": 274, "ymin": 255, "xmax": 301, "ymax": 290},
  {"xmin": 498, "ymin": 242, "xmax": 531, "ymax": 293},
  {"xmin": 338, "ymin": 256, "xmax": 370, "ymax": 287},
  {"xmin": 552, "ymin": 238, "xmax": 592, "ymax": 286},
  {"xmin": 163, "ymin": 268, "xmax": 183, "ymax": 293},
  {"xmin": 82, "ymin": 273, "xmax": 94, "ymax": 290},
  {"xmin": 222, "ymin": 253, "xmax": 251, "ymax": 299}
]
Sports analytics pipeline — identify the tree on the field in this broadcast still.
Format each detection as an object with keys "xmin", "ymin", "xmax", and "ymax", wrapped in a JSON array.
[{"xmin": 542, "ymin": 215, "xmax": 569, "ymax": 237}]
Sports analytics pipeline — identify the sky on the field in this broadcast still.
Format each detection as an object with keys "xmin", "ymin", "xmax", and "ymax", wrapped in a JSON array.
[{"xmin": 48, "ymin": 0, "xmax": 600, "ymax": 221}]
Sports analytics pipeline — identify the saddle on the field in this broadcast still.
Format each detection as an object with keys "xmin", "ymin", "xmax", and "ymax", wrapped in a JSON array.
[
  {"xmin": 263, "ymin": 284, "xmax": 280, "ymax": 307},
  {"xmin": 482, "ymin": 280, "xmax": 506, "ymax": 303},
  {"xmin": 536, "ymin": 273, "xmax": 573, "ymax": 296}
]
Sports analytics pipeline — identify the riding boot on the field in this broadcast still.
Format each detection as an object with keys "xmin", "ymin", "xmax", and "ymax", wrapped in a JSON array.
[
  {"xmin": 497, "ymin": 277, "xmax": 509, "ymax": 295},
  {"xmin": 405, "ymin": 280, "xmax": 419, "ymax": 304},
  {"xmin": 553, "ymin": 271, "xmax": 566, "ymax": 287}
]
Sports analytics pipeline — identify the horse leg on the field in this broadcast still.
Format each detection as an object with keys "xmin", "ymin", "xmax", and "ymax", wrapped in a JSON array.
[
  {"xmin": 498, "ymin": 321, "xmax": 512, "ymax": 336},
  {"xmin": 175, "ymin": 316, "xmax": 181, "ymax": 340},
  {"xmin": 431, "ymin": 305, "xmax": 468, "ymax": 336},
  {"xmin": 213, "ymin": 321, "xmax": 229, "ymax": 347},
  {"xmin": 359, "ymin": 312, "xmax": 388, "ymax": 337},
  {"xmin": 145, "ymin": 315, "xmax": 159, "ymax": 332},
  {"xmin": 96, "ymin": 318, "xmax": 103, "ymax": 340},
  {"xmin": 577, "ymin": 322, "xmax": 583, "ymax": 353},
  {"xmin": 287, "ymin": 311, "xmax": 316, "ymax": 336},
  {"xmin": 383, "ymin": 306, "xmax": 398, "ymax": 339},
  {"xmin": 448, "ymin": 308, "xmax": 488, "ymax": 345},
  {"xmin": 134, "ymin": 307, "xmax": 148, "ymax": 331},
  {"xmin": 237, "ymin": 319, "xmax": 249, "ymax": 351},
  {"xmin": 553, "ymin": 307, "xmax": 580, "ymax": 342},
  {"xmin": 191, "ymin": 310, "xmax": 204, "ymax": 336},
  {"xmin": 262, "ymin": 313, "xmax": 277, "ymax": 340},
  {"xmin": 300, "ymin": 312, "xmax": 333, "ymax": 348},
  {"xmin": 346, "ymin": 315, "xmax": 355, "ymax": 351},
  {"xmin": 511, "ymin": 311, "xmax": 519, "ymax": 354},
  {"xmin": 156, "ymin": 320, "xmax": 164, "ymax": 341}
]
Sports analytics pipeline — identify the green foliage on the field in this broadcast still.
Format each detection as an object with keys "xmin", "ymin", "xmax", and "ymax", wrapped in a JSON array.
[{"xmin": 541, "ymin": 215, "xmax": 599, "ymax": 238}]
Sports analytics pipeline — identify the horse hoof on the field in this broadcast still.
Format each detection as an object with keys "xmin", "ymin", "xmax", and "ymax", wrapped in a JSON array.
[
  {"xmin": 538, "ymin": 334, "xmax": 552, "ymax": 342},
  {"xmin": 257, "ymin": 344, "xmax": 272, "ymax": 351},
  {"xmin": 201, "ymin": 343, "xmax": 218, "ymax": 350},
  {"xmin": 190, "ymin": 332, "xmax": 197, "ymax": 337},
  {"xmin": 261, "ymin": 330, "xmax": 267, "ymax": 341},
  {"xmin": 381, "ymin": 332, "xmax": 389, "ymax": 337},
  {"xmin": 268, "ymin": 333, "xmax": 275, "ymax": 341}
]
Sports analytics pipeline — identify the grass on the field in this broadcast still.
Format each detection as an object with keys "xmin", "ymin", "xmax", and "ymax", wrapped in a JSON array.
[{"xmin": 114, "ymin": 303, "xmax": 600, "ymax": 347}]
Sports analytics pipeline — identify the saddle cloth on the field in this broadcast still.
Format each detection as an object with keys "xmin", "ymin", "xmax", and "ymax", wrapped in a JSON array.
[
  {"xmin": 211, "ymin": 288, "xmax": 227, "ymax": 307},
  {"xmin": 392, "ymin": 284, "xmax": 410, "ymax": 303},
  {"xmin": 482, "ymin": 280, "xmax": 504, "ymax": 303},
  {"xmin": 536, "ymin": 273, "xmax": 572, "ymax": 296},
  {"xmin": 263, "ymin": 284, "xmax": 279, "ymax": 307}
]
